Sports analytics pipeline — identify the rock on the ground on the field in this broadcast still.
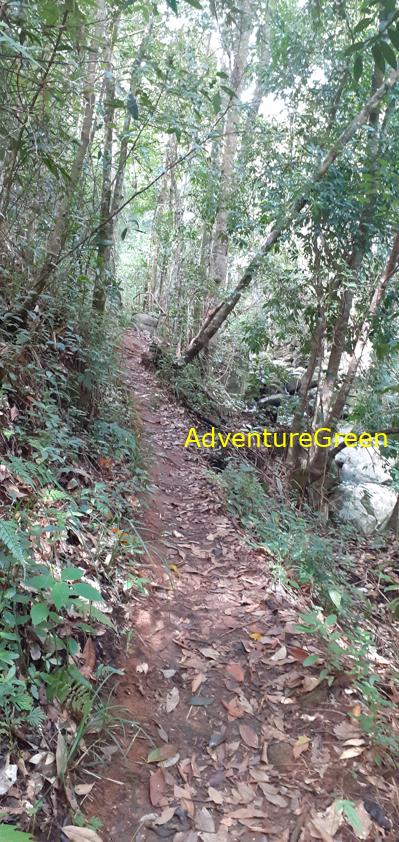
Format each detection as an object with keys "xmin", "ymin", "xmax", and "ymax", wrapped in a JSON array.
[
  {"xmin": 335, "ymin": 445, "xmax": 392, "ymax": 485},
  {"xmin": 331, "ymin": 481, "xmax": 397, "ymax": 535},
  {"xmin": 132, "ymin": 313, "xmax": 159, "ymax": 334}
]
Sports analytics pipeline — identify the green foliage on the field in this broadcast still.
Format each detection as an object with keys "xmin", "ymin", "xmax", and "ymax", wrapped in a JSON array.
[
  {"xmin": 296, "ymin": 608, "xmax": 399, "ymax": 759},
  {"xmin": 0, "ymin": 827, "xmax": 34, "ymax": 842},
  {"xmin": 218, "ymin": 460, "xmax": 354, "ymax": 604},
  {"xmin": 158, "ymin": 354, "xmax": 243, "ymax": 419},
  {"xmin": 0, "ymin": 304, "xmax": 146, "ymax": 749},
  {"xmin": 218, "ymin": 459, "xmax": 399, "ymax": 760}
]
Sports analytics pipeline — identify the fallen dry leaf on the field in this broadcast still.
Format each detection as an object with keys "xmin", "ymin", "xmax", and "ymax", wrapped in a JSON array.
[
  {"xmin": 56, "ymin": 731, "xmax": 68, "ymax": 781},
  {"xmin": 199, "ymin": 647, "xmax": 219, "ymax": 660},
  {"xmin": 258, "ymin": 785, "xmax": 288, "ymax": 808},
  {"xmin": 196, "ymin": 806, "xmax": 215, "ymax": 833},
  {"xmin": 339, "ymin": 746, "xmax": 365, "ymax": 760},
  {"xmin": 310, "ymin": 801, "xmax": 343, "ymax": 840},
  {"xmin": 235, "ymin": 782, "xmax": 255, "ymax": 803},
  {"xmin": 75, "ymin": 783, "xmax": 95, "ymax": 796},
  {"xmin": 226, "ymin": 662, "xmax": 245, "ymax": 682},
  {"xmin": 239, "ymin": 724, "xmax": 259, "ymax": 749},
  {"xmin": 62, "ymin": 828, "xmax": 103, "ymax": 842},
  {"xmin": 333, "ymin": 721, "xmax": 360, "ymax": 741},
  {"xmin": 154, "ymin": 806, "xmax": 175, "ymax": 825},
  {"xmin": 288, "ymin": 646, "xmax": 312, "ymax": 662},
  {"xmin": 352, "ymin": 801, "xmax": 373, "ymax": 839},
  {"xmin": 293, "ymin": 735, "xmax": 310, "ymax": 758},
  {"xmin": 228, "ymin": 807, "xmax": 270, "ymax": 820},
  {"xmin": 302, "ymin": 676, "xmax": 321, "ymax": 693},
  {"xmin": 147, "ymin": 744, "xmax": 177, "ymax": 764},
  {"xmin": 208, "ymin": 786, "xmax": 224, "ymax": 805},
  {"xmin": 149, "ymin": 768, "xmax": 165, "ymax": 806},
  {"xmin": 0, "ymin": 759, "xmax": 17, "ymax": 796},
  {"xmin": 270, "ymin": 645, "xmax": 287, "ymax": 661},
  {"xmin": 192, "ymin": 672, "xmax": 206, "ymax": 692},
  {"xmin": 166, "ymin": 686, "xmax": 180, "ymax": 713},
  {"xmin": 80, "ymin": 637, "xmax": 96, "ymax": 679},
  {"xmin": 222, "ymin": 697, "xmax": 245, "ymax": 719}
]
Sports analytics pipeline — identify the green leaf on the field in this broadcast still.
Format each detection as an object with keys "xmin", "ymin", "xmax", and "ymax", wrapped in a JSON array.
[
  {"xmin": 353, "ymin": 54, "xmax": 363, "ymax": 82},
  {"xmin": 380, "ymin": 39, "xmax": 397, "ymax": 68},
  {"xmin": 30, "ymin": 603, "xmax": 49, "ymax": 626},
  {"xmin": 0, "ymin": 825, "xmax": 34, "ymax": 841},
  {"xmin": 72, "ymin": 582, "xmax": 102, "ymax": 602},
  {"xmin": 25, "ymin": 573, "xmax": 54, "ymax": 590},
  {"xmin": 51, "ymin": 582, "xmax": 71, "ymax": 610},
  {"xmin": 0, "ymin": 650, "xmax": 19, "ymax": 664},
  {"xmin": 189, "ymin": 695, "xmax": 214, "ymax": 705},
  {"xmin": 212, "ymin": 91, "xmax": 222, "ymax": 114},
  {"xmin": 338, "ymin": 800, "xmax": 364, "ymax": 835},
  {"xmin": 127, "ymin": 92, "xmax": 139, "ymax": 120},
  {"xmin": 221, "ymin": 85, "xmax": 237, "ymax": 98},
  {"xmin": 0, "ymin": 31, "xmax": 40, "ymax": 66},
  {"xmin": 182, "ymin": 0, "xmax": 202, "ymax": 7},
  {"xmin": 353, "ymin": 17, "xmax": 373, "ymax": 33},
  {"xmin": 372, "ymin": 43, "xmax": 385, "ymax": 72},
  {"xmin": 85, "ymin": 607, "xmax": 115, "ymax": 629},
  {"xmin": 61, "ymin": 567, "xmax": 84, "ymax": 581},
  {"xmin": 328, "ymin": 589, "xmax": 342, "ymax": 609},
  {"xmin": 0, "ymin": 520, "xmax": 26, "ymax": 564},
  {"xmin": 42, "ymin": 156, "xmax": 59, "ymax": 178},
  {"xmin": 325, "ymin": 614, "xmax": 337, "ymax": 627},
  {"xmin": 388, "ymin": 25, "xmax": 399, "ymax": 50},
  {"xmin": 165, "ymin": 0, "xmax": 178, "ymax": 13},
  {"xmin": 303, "ymin": 654, "xmax": 319, "ymax": 666}
]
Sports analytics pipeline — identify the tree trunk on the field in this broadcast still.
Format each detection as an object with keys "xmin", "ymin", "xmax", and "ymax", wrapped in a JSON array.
[
  {"xmin": 316, "ymin": 63, "xmax": 384, "ymax": 423},
  {"xmin": 179, "ymin": 67, "xmax": 399, "ymax": 365},
  {"xmin": 327, "ymin": 228, "xmax": 399, "ymax": 426},
  {"xmin": 209, "ymin": 0, "xmax": 251, "ymax": 290},
  {"xmin": 4, "ymin": 0, "xmax": 105, "ymax": 329},
  {"xmin": 301, "ymin": 228, "xmax": 399, "ymax": 498},
  {"xmin": 93, "ymin": 21, "xmax": 118, "ymax": 314}
]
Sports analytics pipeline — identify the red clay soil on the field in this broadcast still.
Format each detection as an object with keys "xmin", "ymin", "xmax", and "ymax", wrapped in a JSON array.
[{"xmin": 88, "ymin": 332, "xmax": 399, "ymax": 842}]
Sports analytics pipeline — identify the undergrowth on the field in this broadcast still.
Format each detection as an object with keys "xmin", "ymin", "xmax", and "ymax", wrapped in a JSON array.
[
  {"xmin": 0, "ymin": 310, "xmax": 147, "ymax": 834},
  {"xmin": 217, "ymin": 458, "xmax": 399, "ymax": 763},
  {"xmin": 157, "ymin": 352, "xmax": 243, "ymax": 420}
]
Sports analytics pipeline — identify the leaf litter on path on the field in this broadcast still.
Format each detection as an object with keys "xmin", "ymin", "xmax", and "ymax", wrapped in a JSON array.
[{"xmin": 86, "ymin": 333, "xmax": 399, "ymax": 841}]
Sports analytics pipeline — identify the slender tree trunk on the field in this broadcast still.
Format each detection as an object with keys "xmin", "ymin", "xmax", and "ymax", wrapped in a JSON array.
[
  {"xmin": 298, "ymin": 229, "xmax": 399, "ymax": 497},
  {"xmin": 316, "ymin": 63, "xmax": 383, "ymax": 423},
  {"xmin": 147, "ymin": 137, "xmax": 174, "ymax": 303},
  {"xmin": 110, "ymin": 21, "xmax": 153, "ymax": 221},
  {"xmin": 327, "ymin": 229, "xmax": 399, "ymax": 425},
  {"xmin": 245, "ymin": 22, "xmax": 270, "ymax": 124},
  {"xmin": 4, "ymin": 0, "xmax": 105, "ymax": 329},
  {"xmin": 0, "ymin": 11, "xmax": 68, "ymax": 224},
  {"xmin": 179, "ymin": 67, "xmax": 399, "ymax": 365},
  {"xmin": 209, "ymin": 0, "xmax": 251, "ymax": 290},
  {"xmin": 93, "ymin": 21, "xmax": 118, "ymax": 314}
]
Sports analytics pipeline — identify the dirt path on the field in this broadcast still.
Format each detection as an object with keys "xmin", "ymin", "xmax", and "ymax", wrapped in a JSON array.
[{"xmin": 89, "ymin": 332, "xmax": 397, "ymax": 842}]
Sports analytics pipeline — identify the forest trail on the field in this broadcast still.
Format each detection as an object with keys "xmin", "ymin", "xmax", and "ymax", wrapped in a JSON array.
[{"xmin": 88, "ymin": 332, "xmax": 396, "ymax": 842}]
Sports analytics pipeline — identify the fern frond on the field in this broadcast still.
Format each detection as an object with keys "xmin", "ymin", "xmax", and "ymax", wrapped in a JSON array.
[
  {"xmin": 0, "ymin": 521, "xmax": 26, "ymax": 564},
  {"xmin": 27, "ymin": 707, "xmax": 45, "ymax": 728}
]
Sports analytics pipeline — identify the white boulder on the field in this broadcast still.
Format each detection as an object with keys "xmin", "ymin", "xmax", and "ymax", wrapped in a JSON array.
[
  {"xmin": 335, "ymin": 446, "xmax": 392, "ymax": 485},
  {"xmin": 331, "ymin": 481, "xmax": 397, "ymax": 536}
]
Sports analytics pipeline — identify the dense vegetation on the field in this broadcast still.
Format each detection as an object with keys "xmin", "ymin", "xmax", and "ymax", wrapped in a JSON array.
[{"xmin": 1, "ymin": 0, "xmax": 399, "ymax": 836}]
